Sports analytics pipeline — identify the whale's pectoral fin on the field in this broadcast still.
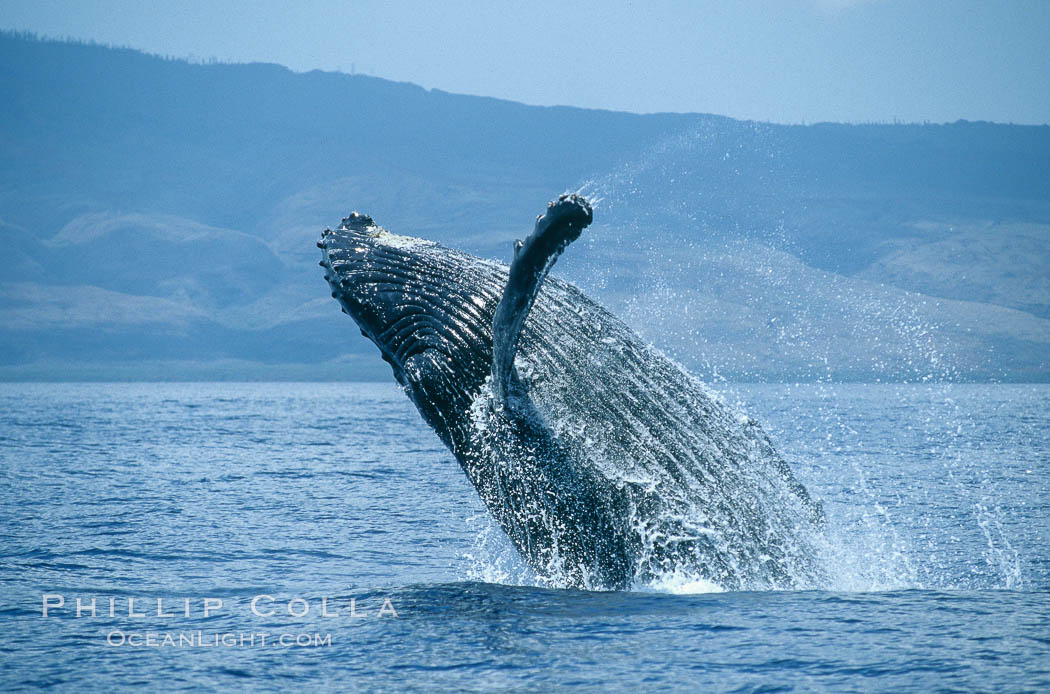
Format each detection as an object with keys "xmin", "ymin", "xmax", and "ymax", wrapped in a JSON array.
[{"xmin": 492, "ymin": 194, "xmax": 593, "ymax": 406}]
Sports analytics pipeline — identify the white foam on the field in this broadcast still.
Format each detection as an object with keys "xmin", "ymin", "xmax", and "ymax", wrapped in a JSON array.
[
  {"xmin": 644, "ymin": 569, "xmax": 727, "ymax": 594},
  {"xmin": 373, "ymin": 230, "xmax": 436, "ymax": 249}
]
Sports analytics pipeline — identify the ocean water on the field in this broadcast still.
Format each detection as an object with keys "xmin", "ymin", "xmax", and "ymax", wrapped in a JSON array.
[{"xmin": 0, "ymin": 381, "xmax": 1047, "ymax": 692}]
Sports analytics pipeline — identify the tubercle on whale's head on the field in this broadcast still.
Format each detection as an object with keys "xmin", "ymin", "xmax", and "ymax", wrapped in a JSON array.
[{"xmin": 317, "ymin": 212, "xmax": 496, "ymax": 423}]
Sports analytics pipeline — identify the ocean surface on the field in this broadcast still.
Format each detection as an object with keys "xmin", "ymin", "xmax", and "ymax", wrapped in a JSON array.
[{"xmin": 0, "ymin": 381, "xmax": 1047, "ymax": 692}]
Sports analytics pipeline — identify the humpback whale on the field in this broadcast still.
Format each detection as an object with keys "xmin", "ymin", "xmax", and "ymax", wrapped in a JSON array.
[{"xmin": 318, "ymin": 195, "xmax": 824, "ymax": 590}]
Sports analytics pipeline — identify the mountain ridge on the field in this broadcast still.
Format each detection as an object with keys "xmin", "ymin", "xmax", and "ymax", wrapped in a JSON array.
[{"xmin": 1, "ymin": 33, "xmax": 1048, "ymax": 381}]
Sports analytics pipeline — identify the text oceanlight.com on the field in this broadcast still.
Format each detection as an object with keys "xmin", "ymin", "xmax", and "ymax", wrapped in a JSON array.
[
  {"xmin": 106, "ymin": 631, "xmax": 334, "ymax": 648},
  {"xmin": 41, "ymin": 594, "xmax": 398, "ymax": 647}
]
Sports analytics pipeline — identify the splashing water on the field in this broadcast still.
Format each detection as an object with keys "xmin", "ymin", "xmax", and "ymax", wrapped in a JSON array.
[
  {"xmin": 462, "ymin": 127, "xmax": 1030, "ymax": 594},
  {"xmin": 461, "ymin": 382, "xmax": 1035, "ymax": 594}
]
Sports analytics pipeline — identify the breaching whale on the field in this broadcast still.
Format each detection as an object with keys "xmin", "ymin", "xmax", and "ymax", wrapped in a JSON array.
[{"xmin": 318, "ymin": 195, "xmax": 824, "ymax": 590}]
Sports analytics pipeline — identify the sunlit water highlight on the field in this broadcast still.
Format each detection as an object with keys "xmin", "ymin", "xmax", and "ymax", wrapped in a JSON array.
[{"xmin": 1, "ymin": 382, "xmax": 1047, "ymax": 691}]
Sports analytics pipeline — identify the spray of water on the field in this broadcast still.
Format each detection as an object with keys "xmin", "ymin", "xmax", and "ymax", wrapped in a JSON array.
[{"xmin": 462, "ymin": 124, "xmax": 1025, "ymax": 593}]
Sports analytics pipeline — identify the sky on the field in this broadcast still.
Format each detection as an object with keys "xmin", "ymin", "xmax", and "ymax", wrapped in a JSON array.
[{"xmin": 2, "ymin": 0, "xmax": 1048, "ymax": 125}]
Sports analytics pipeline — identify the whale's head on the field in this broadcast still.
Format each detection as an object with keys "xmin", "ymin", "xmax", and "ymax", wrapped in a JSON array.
[{"xmin": 318, "ymin": 213, "xmax": 504, "ymax": 444}]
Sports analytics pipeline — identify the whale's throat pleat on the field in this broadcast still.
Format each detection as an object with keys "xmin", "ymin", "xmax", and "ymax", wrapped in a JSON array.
[{"xmin": 320, "ymin": 217, "xmax": 504, "ymax": 404}]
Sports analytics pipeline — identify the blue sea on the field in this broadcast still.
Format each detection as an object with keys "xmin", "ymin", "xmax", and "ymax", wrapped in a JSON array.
[{"xmin": 1, "ymin": 382, "xmax": 1047, "ymax": 692}]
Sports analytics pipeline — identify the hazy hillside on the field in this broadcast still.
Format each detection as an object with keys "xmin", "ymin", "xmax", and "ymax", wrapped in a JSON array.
[{"xmin": 1, "ymin": 33, "xmax": 1048, "ymax": 381}]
